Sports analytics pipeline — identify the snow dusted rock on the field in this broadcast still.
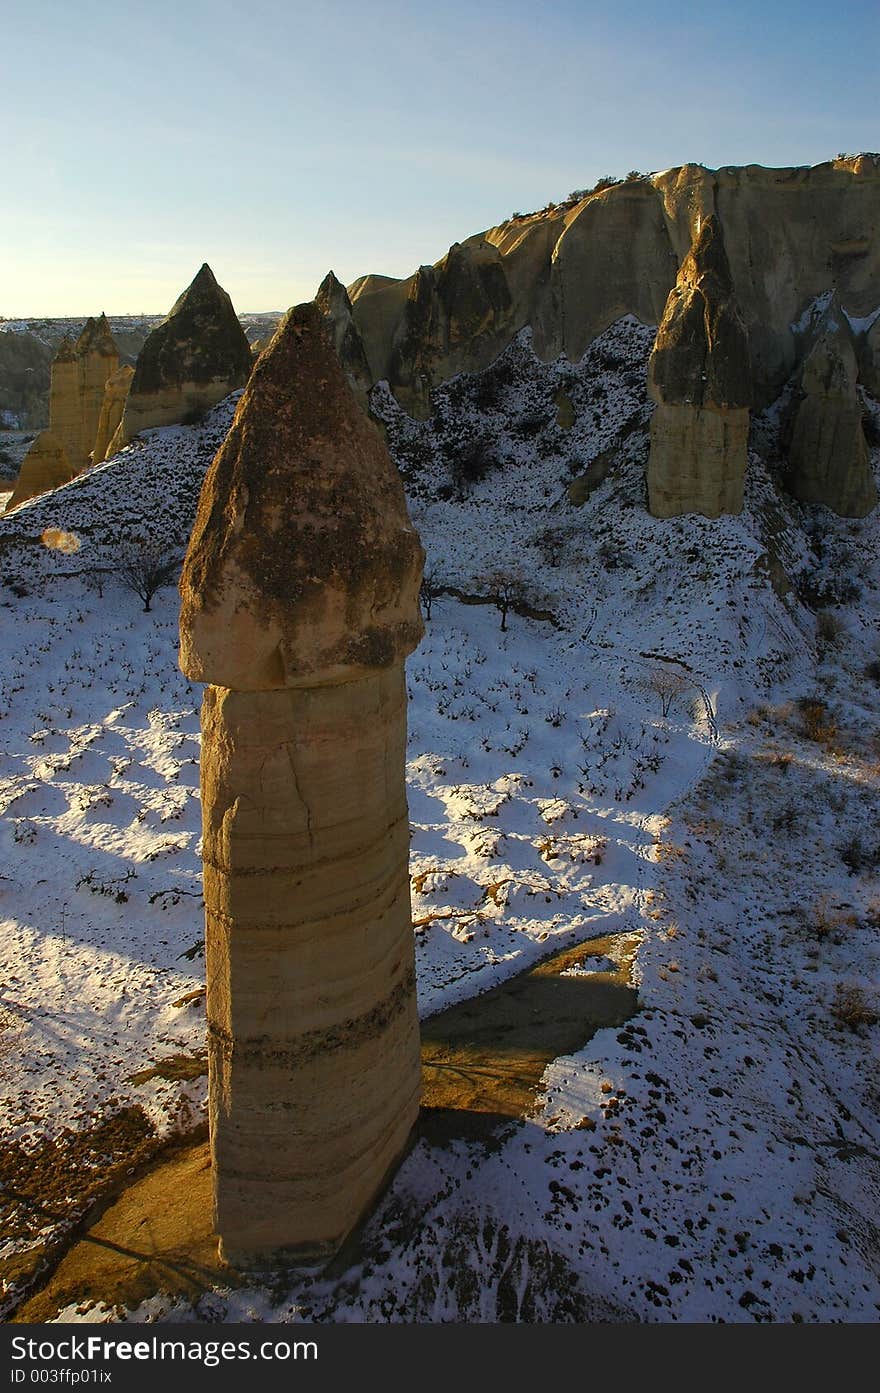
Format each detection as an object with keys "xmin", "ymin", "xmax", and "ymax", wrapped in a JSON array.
[
  {"xmin": 787, "ymin": 301, "xmax": 877, "ymax": 517},
  {"xmin": 110, "ymin": 264, "xmax": 252, "ymax": 453},
  {"xmin": 92, "ymin": 363, "xmax": 134, "ymax": 465},
  {"xmin": 344, "ymin": 157, "xmax": 880, "ymax": 416},
  {"xmin": 646, "ymin": 215, "xmax": 751, "ymax": 518},
  {"xmin": 179, "ymin": 302, "xmax": 424, "ymax": 1267},
  {"xmin": 4, "ymin": 429, "xmax": 76, "ymax": 511}
]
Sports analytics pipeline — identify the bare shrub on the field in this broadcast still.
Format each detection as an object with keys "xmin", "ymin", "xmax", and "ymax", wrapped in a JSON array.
[
  {"xmin": 797, "ymin": 696, "xmax": 838, "ymax": 746},
  {"xmin": 831, "ymin": 984, "xmax": 878, "ymax": 1033},
  {"xmin": 645, "ymin": 666, "xmax": 690, "ymax": 718},
  {"xmin": 116, "ymin": 543, "xmax": 181, "ymax": 613}
]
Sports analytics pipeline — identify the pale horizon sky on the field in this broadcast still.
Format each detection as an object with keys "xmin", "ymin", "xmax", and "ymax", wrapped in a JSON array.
[{"xmin": 2, "ymin": 0, "xmax": 878, "ymax": 317}]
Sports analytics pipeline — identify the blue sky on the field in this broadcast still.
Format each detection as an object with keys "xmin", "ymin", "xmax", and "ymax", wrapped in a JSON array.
[{"xmin": 2, "ymin": 0, "xmax": 877, "ymax": 315}]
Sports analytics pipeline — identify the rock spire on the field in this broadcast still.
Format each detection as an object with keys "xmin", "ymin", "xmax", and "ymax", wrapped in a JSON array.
[
  {"xmin": 110, "ymin": 264, "xmax": 252, "ymax": 452},
  {"xmin": 179, "ymin": 302, "xmax": 424, "ymax": 1266},
  {"xmin": 646, "ymin": 215, "xmax": 751, "ymax": 518}
]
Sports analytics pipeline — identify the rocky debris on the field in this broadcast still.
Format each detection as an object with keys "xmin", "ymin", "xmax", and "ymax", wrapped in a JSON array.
[
  {"xmin": 315, "ymin": 270, "xmax": 372, "ymax": 409},
  {"xmin": 110, "ymin": 265, "xmax": 252, "ymax": 452},
  {"xmin": 646, "ymin": 216, "xmax": 751, "ymax": 518},
  {"xmin": 4, "ymin": 430, "xmax": 76, "ymax": 511},
  {"xmin": 92, "ymin": 364, "xmax": 134, "ymax": 465},
  {"xmin": 787, "ymin": 300, "xmax": 877, "ymax": 516},
  {"xmin": 178, "ymin": 302, "xmax": 424, "ymax": 1267}
]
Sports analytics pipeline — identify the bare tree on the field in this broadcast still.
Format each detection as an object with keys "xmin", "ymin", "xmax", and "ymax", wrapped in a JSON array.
[
  {"xmin": 487, "ymin": 569, "xmax": 528, "ymax": 632},
  {"xmin": 116, "ymin": 542, "xmax": 181, "ymax": 612},
  {"xmin": 420, "ymin": 570, "xmax": 441, "ymax": 621},
  {"xmin": 645, "ymin": 666, "xmax": 690, "ymax": 718}
]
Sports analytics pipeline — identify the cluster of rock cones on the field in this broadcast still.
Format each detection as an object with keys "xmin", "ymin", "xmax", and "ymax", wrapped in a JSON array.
[{"xmin": 5, "ymin": 265, "xmax": 252, "ymax": 512}]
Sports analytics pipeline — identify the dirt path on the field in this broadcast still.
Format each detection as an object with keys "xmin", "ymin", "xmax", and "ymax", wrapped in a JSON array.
[{"xmin": 14, "ymin": 931, "xmax": 638, "ymax": 1322}]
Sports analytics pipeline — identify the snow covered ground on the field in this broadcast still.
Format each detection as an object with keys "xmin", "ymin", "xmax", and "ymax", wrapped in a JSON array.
[{"xmin": 1, "ymin": 322, "xmax": 878, "ymax": 1322}]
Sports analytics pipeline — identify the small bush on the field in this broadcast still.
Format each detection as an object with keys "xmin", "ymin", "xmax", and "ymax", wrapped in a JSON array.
[
  {"xmin": 831, "ymin": 984, "xmax": 878, "ymax": 1033},
  {"xmin": 797, "ymin": 696, "xmax": 838, "ymax": 746}
]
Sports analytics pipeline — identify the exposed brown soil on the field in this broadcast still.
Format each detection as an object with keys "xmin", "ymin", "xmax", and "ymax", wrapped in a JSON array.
[{"xmin": 11, "ymin": 932, "xmax": 638, "ymax": 1322}]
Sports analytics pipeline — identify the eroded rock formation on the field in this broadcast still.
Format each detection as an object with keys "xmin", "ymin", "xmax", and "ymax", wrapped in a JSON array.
[
  {"xmin": 46, "ymin": 334, "xmax": 81, "ymax": 467},
  {"xmin": 6, "ymin": 320, "xmax": 122, "ymax": 508},
  {"xmin": 179, "ymin": 302, "xmax": 424, "ymax": 1267},
  {"xmin": 111, "ymin": 264, "xmax": 252, "ymax": 452},
  {"xmin": 315, "ymin": 270, "xmax": 372, "ymax": 408},
  {"xmin": 342, "ymin": 157, "xmax": 879, "ymax": 418},
  {"xmin": 646, "ymin": 215, "xmax": 751, "ymax": 518},
  {"xmin": 787, "ymin": 300, "xmax": 877, "ymax": 516},
  {"xmin": 76, "ymin": 315, "xmax": 120, "ymax": 465},
  {"xmin": 5, "ymin": 430, "xmax": 76, "ymax": 511},
  {"xmin": 92, "ymin": 364, "xmax": 135, "ymax": 465}
]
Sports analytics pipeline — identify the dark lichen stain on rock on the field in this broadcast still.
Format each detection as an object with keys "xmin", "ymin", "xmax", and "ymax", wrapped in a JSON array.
[{"xmin": 180, "ymin": 301, "xmax": 423, "ymax": 628}]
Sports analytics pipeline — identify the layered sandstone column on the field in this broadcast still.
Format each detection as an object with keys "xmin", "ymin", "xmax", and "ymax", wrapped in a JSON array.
[
  {"xmin": 47, "ymin": 334, "xmax": 81, "ymax": 467},
  {"xmin": 646, "ymin": 215, "xmax": 752, "ymax": 518},
  {"xmin": 76, "ymin": 314, "xmax": 120, "ymax": 465},
  {"xmin": 179, "ymin": 302, "xmax": 425, "ymax": 1268},
  {"xmin": 92, "ymin": 364, "xmax": 134, "ymax": 464}
]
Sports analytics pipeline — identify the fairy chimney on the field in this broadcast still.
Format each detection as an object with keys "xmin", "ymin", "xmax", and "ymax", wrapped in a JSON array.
[
  {"xmin": 111, "ymin": 264, "xmax": 252, "ymax": 452},
  {"xmin": 647, "ymin": 215, "xmax": 751, "ymax": 518},
  {"xmin": 92, "ymin": 363, "xmax": 134, "ymax": 464},
  {"xmin": 179, "ymin": 301, "xmax": 424, "ymax": 1267},
  {"xmin": 76, "ymin": 314, "xmax": 120, "ymax": 465}
]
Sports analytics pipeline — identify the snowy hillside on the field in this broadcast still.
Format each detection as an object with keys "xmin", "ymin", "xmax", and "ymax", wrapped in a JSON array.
[{"xmin": 1, "ymin": 323, "xmax": 879, "ymax": 1322}]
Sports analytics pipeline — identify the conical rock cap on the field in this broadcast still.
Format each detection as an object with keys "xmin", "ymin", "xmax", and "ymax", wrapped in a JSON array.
[{"xmin": 179, "ymin": 301, "xmax": 424, "ymax": 690}]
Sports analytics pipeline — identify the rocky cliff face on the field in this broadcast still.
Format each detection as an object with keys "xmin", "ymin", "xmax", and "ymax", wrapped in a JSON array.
[
  {"xmin": 111, "ymin": 264, "xmax": 252, "ymax": 451},
  {"xmin": 646, "ymin": 215, "xmax": 751, "ymax": 517},
  {"xmin": 345, "ymin": 156, "xmax": 880, "ymax": 424},
  {"xmin": 786, "ymin": 297, "xmax": 877, "ymax": 516}
]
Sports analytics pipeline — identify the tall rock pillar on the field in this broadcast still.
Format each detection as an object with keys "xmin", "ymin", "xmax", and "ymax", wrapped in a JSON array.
[
  {"xmin": 179, "ymin": 303, "xmax": 425, "ymax": 1267},
  {"xmin": 76, "ymin": 314, "xmax": 120, "ymax": 465},
  {"xmin": 647, "ymin": 215, "xmax": 752, "ymax": 518}
]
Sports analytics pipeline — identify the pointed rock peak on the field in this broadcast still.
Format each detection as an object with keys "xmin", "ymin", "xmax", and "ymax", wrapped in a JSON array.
[
  {"xmin": 648, "ymin": 213, "xmax": 750, "ymax": 410},
  {"xmin": 77, "ymin": 312, "xmax": 119, "ymax": 358},
  {"xmin": 179, "ymin": 300, "xmax": 424, "ymax": 690},
  {"xmin": 54, "ymin": 334, "xmax": 77, "ymax": 363},
  {"xmin": 167, "ymin": 263, "xmax": 223, "ymax": 318},
  {"xmin": 315, "ymin": 270, "xmax": 352, "ymax": 316},
  {"xmin": 680, "ymin": 214, "xmax": 735, "ymax": 297},
  {"xmin": 74, "ymin": 317, "xmax": 97, "ymax": 353},
  {"xmin": 192, "ymin": 262, "xmax": 218, "ymax": 289}
]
